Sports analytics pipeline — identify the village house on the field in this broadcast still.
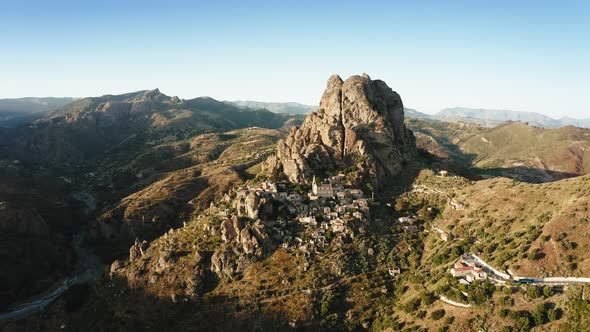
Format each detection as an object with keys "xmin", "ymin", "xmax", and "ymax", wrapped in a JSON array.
[
  {"xmin": 388, "ymin": 267, "xmax": 401, "ymax": 277},
  {"xmin": 450, "ymin": 261, "xmax": 487, "ymax": 281},
  {"xmin": 330, "ymin": 218, "xmax": 347, "ymax": 233},
  {"xmin": 352, "ymin": 211, "xmax": 365, "ymax": 220},
  {"xmin": 404, "ymin": 225, "xmax": 419, "ymax": 233},
  {"xmin": 347, "ymin": 189, "xmax": 364, "ymax": 198},
  {"xmin": 298, "ymin": 215, "xmax": 317, "ymax": 226},
  {"xmin": 327, "ymin": 211, "xmax": 339, "ymax": 219},
  {"xmin": 450, "ymin": 255, "xmax": 488, "ymax": 281},
  {"xmin": 398, "ymin": 215, "xmax": 416, "ymax": 223},
  {"xmin": 353, "ymin": 198, "xmax": 370, "ymax": 210},
  {"xmin": 287, "ymin": 193, "xmax": 302, "ymax": 203},
  {"xmin": 330, "ymin": 174, "xmax": 345, "ymax": 183},
  {"xmin": 336, "ymin": 191, "xmax": 347, "ymax": 200}
]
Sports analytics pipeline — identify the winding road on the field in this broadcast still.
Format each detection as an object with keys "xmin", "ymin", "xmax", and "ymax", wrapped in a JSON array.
[{"xmin": 0, "ymin": 230, "xmax": 103, "ymax": 322}]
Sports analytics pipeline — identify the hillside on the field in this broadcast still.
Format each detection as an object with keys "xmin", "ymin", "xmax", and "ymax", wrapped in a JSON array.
[
  {"xmin": 407, "ymin": 119, "xmax": 590, "ymax": 183},
  {"xmin": 0, "ymin": 90, "xmax": 303, "ymax": 314},
  {"xmin": 0, "ymin": 169, "xmax": 83, "ymax": 309},
  {"xmin": 89, "ymin": 127, "xmax": 286, "ymax": 256},
  {"xmin": 12, "ymin": 173, "xmax": 590, "ymax": 331},
  {"xmin": 3, "ymin": 78, "xmax": 590, "ymax": 332},
  {"xmin": 436, "ymin": 107, "xmax": 590, "ymax": 129},
  {"xmin": 460, "ymin": 122, "xmax": 590, "ymax": 182},
  {"xmin": 3, "ymin": 90, "xmax": 302, "ymax": 164}
]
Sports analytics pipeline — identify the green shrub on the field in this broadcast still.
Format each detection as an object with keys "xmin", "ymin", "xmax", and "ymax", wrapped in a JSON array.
[
  {"xmin": 500, "ymin": 296, "xmax": 515, "ymax": 306},
  {"xmin": 543, "ymin": 286, "xmax": 553, "ymax": 298},
  {"xmin": 430, "ymin": 309, "xmax": 446, "ymax": 321},
  {"xmin": 401, "ymin": 298, "xmax": 422, "ymax": 313},
  {"xmin": 499, "ymin": 308, "xmax": 511, "ymax": 317}
]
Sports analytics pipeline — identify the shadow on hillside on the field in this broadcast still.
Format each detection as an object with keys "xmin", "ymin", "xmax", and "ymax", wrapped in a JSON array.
[
  {"xmin": 412, "ymin": 127, "xmax": 478, "ymax": 165},
  {"xmin": 4, "ymin": 276, "xmax": 312, "ymax": 332},
  {"xmin": 472, "ymin": 167, "xmax": 580, "ymax": 184},
  {"xmin": 412, "ymin": 127, "xmax": 581, "ymax": 184}
]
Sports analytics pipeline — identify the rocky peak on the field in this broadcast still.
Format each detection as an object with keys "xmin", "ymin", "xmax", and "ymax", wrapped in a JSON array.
[
  {"xmin": 264, "ymin": 74, "xmax": 416, "ymax": 189},
  {"xmin": 141, "ymin": 88, "xmax": 162, "ymax": 101}
]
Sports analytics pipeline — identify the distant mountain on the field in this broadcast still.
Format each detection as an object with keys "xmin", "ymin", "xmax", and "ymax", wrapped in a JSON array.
[
  {"xmin": 3, "ymin": 90, "xmax": 303, "ymax": 163},
  {"xmin": 229, "ymin": 100, "xmax": 316, "ymax": 114},
  {"xmin": 408, "ymin": 118, "xmax": 590, "ymax": 183},
  {"xmin": 404, "ymin": 107, "xmax": 436, "ymax": 120},
  {"xmin": 435, "ymin": 107, "xmax": 590, "ymax": 129},
  {"xmin": 0, "ymin": 97, "xmax": 75, "ymax": 128}
]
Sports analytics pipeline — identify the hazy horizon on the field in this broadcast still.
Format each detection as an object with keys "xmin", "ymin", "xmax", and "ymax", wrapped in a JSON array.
[{"xmin": 1, "ymin": 1, "xmax": 588, "ymax": 119}]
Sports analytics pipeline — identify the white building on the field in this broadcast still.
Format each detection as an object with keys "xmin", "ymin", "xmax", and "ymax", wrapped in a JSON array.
[
  {"xmin": 450, "ymin": 261, "xmax": 487, "ymax": 280},
  {"xmin": 298, "ymin": 216, "xmax": 317, "ymax": 226}
]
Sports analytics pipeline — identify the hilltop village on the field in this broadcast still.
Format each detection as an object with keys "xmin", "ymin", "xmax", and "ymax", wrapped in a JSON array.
[{"xmin": 207, "ymin": 174, "xmax": 373, "ymax": 255}]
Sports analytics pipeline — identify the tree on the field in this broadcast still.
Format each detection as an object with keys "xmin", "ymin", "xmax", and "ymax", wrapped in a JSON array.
[
  {"xmin": 532, "ymin": 310, "xmax": 545, "ymax": 326},
  {"xmin": 515, "ymin": 317, "xmax": 531, "ymax": 332},
  {"xmin": 543, "ymin": 286, "xmax": 553, "ymax": 298},
  {"xmin": 547, "ymin": 308, "xmax": 561, "ymax": 321},
  {"xmin": 431, "ymin": 309, "xmax": 446, "ymax": 321},
  {"xmin": 419, "ymin": 291, "xmax": 436, "ymax": 306},
  {"xmin": 526, "ymin": 286, "xmax": 543, "ymax": 299},
  {"xmin": 500, "ymin": 296, "xmax": 514, "ymax": 306},
  {"xmin": 401, "ymin": 298, "xmax": 421, "ymax": 313}
]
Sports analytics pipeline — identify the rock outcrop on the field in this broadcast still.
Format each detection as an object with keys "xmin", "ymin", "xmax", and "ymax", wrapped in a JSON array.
[
  {"xmin": 128, "ymin": 238, "xmax": 149, "ymax": 262},
  {"xmin": 264, "ymin": 74, "xmax": 415, "ymax": 189},
  {"xmin": 211, "ymin": 217, "xmax": 276, "ymax": 279}
]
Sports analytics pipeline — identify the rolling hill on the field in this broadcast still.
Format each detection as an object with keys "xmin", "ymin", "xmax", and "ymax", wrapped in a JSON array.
[
  {"xmin": 435, "ymin": 107, "xmax": 590, "ymax": 129},
  {"xmin": 2, "ymin": 90, "xmax": 303, "ymax": 164},
  {"xmin": 407, "ymin": 119, "xmax": 590, "ymax": 182}
]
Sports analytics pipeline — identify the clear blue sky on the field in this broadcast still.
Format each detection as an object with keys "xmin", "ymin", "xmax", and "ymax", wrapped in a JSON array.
[{"xmin": 1, "ymin": 0, "xmax": 589, "ymax": 118}]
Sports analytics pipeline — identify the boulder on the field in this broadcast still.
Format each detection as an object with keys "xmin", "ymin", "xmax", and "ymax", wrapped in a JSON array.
[
  {"xmin": 129, "ymin": 238, "xmax": 149, "ymax": 262},
  {"xmin": 110, "ymin": 259, "xmax": 125, "ymax": 277}
]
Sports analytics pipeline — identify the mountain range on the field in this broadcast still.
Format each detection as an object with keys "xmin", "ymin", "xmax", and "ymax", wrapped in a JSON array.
[
  {"xmin": 2, "ymin": 76, "xmax": 590, "ymax": 331},
  {"xmin": 434, "ymin": 107, "xmax": 590, "ymax": 129},
  {"xmin": 3, "ymin": 96, "xmax": 588, "ymax": 130},
  {"xmin": 228, "ymin": 100, "xmax": 316, "ymax": 114},
  {"xmin": 227, "ymin": 103, "xmax": 590, "ymax": 130}
]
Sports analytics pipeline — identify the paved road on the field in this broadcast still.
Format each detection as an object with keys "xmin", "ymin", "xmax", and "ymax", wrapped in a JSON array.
[{"xmin": 0, "ymin": 230, "xmax": 103, "ymax": 322}]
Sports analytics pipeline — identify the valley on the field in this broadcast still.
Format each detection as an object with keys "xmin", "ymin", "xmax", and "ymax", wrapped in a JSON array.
[{"xmin": 1, "ymin": 75, "xmax": 590, "ymax": 331}]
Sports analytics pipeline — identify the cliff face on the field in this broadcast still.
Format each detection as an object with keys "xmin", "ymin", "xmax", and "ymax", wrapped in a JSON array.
[{"xmin": 265, "ymin": 74, "xmax": 416, "ymax": 188}]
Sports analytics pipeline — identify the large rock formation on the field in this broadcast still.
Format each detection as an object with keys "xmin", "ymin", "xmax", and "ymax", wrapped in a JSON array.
[{"xmin": 264, "ymin": 74, "xmax": 415, "ymax": 188}]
